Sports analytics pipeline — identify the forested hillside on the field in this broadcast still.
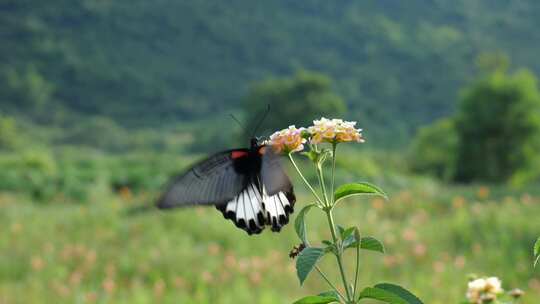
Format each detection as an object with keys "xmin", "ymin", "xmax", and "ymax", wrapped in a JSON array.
[{"xmin": 2, "ymin": 0, "xmax": 540, "ymax": 137}]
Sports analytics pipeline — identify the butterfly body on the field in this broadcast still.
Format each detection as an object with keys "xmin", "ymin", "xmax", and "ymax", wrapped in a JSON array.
[
  {"xmin": 229, "ymin": 139, "xmax": 262, "ymax": 178},
  {"xmin": 157, "ymin": 138, "xmax": 295, "ymax": 235}
]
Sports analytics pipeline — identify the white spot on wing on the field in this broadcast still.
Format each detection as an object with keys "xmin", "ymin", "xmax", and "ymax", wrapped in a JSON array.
[
  {"xmin": 223, "ymin": 183, "xmax": 265, "ymax": 232},
  {"xmin": 218, "ymin": 181, "xmax": 295, "ymax": 234},
  {"xmin": 262, "ymin": 187, "xmax": 292, "ymax": 231}
]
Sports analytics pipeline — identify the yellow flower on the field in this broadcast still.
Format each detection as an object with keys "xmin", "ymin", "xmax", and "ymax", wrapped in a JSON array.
[
  {"xmin": 308, "ymin": 117, "xmax": 365, "ymax": 144},
  {"xmin": 268, "ymin": 125, "xmax": 306, "ymax": 154}
]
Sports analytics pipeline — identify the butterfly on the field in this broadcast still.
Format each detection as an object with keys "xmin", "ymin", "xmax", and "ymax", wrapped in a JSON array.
[{"xmin": 156, "ymin": 137, "xmax": 296, "ymax": 235}]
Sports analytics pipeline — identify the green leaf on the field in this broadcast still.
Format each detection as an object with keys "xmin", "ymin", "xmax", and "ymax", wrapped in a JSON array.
[
  {"xmin": 334, "ymin": 182, "xmax": 388, "ymax": 203},
  {"xmin": 342, "ymin": 235, "xmax": 357, "ymax": 250},
  {"xmin": 302, "ymin": 150, "xmax": 319, "ymax": 163},
  {"xmin": 295, "ymin": 204, "xmax": 316, "ymax": 244},
  {"xmin": 336, "ymin": 225, "xmax": 345, "ymax": 238},
  {"xmin": 296, "ymin": 247, "xmax": 326, "ymax": 285},
  {"xmin": 318, "ymin": 291, "xmax": 340, "ymax": 298},
  {"xmin": 358, "ymin": 287, "xmax": 408, "ymax": 304},
  {"xmin": 341, "ymin": 226, "xmax": 355, "ymax": 240},
  {"xmin": 360, "ymin": 236, "xmax": 385, "ymax": 253},
  {"xmin": 293, "ymin": 295, "xmax": 338, "ymax": 304},
  {"xmin": 323, "ymin": 243, "xmax": 338, "ymax": 256},
  {"xmin": 354, "ymin": 228, "xmax": 361, "ymax": 243},
  {"xmin": 301, "ymin": 148, "xmax": 331, "ymax": 165},
  {"xmin": 322, "ymin": 240, "xmax": 333, "ymax": 246},
  {"xmin": 374, "ymin": 283, "xmax": 423, "ymax": 304},
  {"xmin": 342, "ymin": 227, "xmax": 358, "ymax": 249},
  {"xmin": 293, "ymin": 291, "xmax": 340, "ymax": 304}
]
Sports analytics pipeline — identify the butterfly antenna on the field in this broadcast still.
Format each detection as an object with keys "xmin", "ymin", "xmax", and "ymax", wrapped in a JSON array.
[
  {"xmin": 251, "ymin": 104, "xmax": 271, "ymax": 138},
  {"xmin": 229, "ymin": 114, "xmax": 249, "ymax": 136}
]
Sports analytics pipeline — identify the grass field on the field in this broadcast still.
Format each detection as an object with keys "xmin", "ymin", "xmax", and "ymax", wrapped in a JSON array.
[{"xmin": 1, "ymin": 155, "xmax": 539, "ymax": 304}]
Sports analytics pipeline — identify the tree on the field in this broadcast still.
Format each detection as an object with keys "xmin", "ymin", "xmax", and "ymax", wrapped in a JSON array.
[
  {"xmin": 0, "ymin": 114, "xmax": 19, "ymax": 151},
  {"xmin": 454, "ymin": 68, "xmax": 540, "ymax": 182},
  {"xmin": 409, "ymin": 118, "xmax": 457, "ymax": 181},
  {"xmin": 2, "ymin": 66, "xmax": 55, "ymax": 114},
  {"xmin": 243, "ymin": 71, "xmax": 346, "ymax": 136},
  {"xmin": 60, "ymin": 116, "xmax": 129, "ymax": 152}
]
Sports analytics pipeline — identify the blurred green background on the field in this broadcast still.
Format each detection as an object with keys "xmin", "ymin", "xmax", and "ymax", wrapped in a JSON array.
[{"xmin": 1, "ymin": 1, "xmax": 540, "ymax": 303}]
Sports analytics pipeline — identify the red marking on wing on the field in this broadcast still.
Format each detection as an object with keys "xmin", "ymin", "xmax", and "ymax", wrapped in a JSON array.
[
  {"xmin": 258, "ymin": 146, "xmax": 267, "ymax": 155},
  {"xmin": 231, "ymin": 150, "xmax": 249, "ymax": 159}
]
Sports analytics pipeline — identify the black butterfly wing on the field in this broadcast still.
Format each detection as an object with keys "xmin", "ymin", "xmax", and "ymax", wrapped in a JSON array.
[
  {"xmin": 156, "ymin": 149, "xmax": 249, "ymax": 209},
  {"xmin": 260, "ymin": 146, "xmax": 293, "ymax": 196},
  {"xmin": 214, "ymin": 146, "xmax": 296, "ymax": 235},
  {"xmin": 157, "ymin": 145, "xmax": 296, "ymax": 236},
  {"xmin": 259, "ymin": 146, "xmax": 296, "ymax": 231}
]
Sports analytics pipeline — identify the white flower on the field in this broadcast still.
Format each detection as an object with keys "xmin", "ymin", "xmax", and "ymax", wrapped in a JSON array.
[
  {"xmin": 468, "ymin": 278, "xmax": 487, "ymax": 292},
  {"xmin": 268, "ymin": 125, "xmax": 306, "ymax": 154},
  {"xmin": 484, "ymin": 277, "xmax": 503, "ymax": 294},
  {"xmin": 466, "ymin": 291, "xmax": 481, "ymax": 304},
  {"xmin": 466, "ymin": 277, "xmax": 504, "ymax": 304},
  {"xmin": 307, "ymin": 117, "xmax": 365, "ymax": 144}
]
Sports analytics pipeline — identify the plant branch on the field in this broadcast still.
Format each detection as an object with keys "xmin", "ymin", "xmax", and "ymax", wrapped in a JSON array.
[
  {"xmin": 317, "ymin": 164, "xmax": 330, "ymax": 207},
  {"xmin": 352, "ymin": 237, "xmax": 360, "ymax": 299},
  {"xmin": 315, "ymin": 266, "xmax": 346, "ymax": 301},
  {"xmin": 288, "ymin": 153, "xmax": 324, "ymax": 204},
  {"xmin": 325, "ymin": 209, "xmax": 352, "ymax": 302},
  {"xmin": 331, "ymin": 143, "xmax": 359, "ymax": 302},
  {"xmin": 330, "ymin": 143, "xmax": 337, "ymax": 206}
]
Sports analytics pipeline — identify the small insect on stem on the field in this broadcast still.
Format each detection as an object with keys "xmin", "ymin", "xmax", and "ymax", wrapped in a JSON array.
[{"xmin": 289, "ymin": 243, "xmax": 306, "ymax": 259}]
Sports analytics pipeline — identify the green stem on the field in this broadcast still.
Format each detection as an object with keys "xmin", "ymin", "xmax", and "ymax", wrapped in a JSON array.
[
  {"xmin": 288, "ymin": 153, "xmax": 323, "ymax": 204},
  {"xmin": 326, "ymin": 209, "xmax": 352, "ymax": 302},
  {"xmin": 316, "ymin": 164, "xmax": 330, "ymax": 207},
  {"xmin": 327, "ymin": 143, "xmax": 355, "ymax": 303},
  {"xmin": 289, "ymin": 153, "xmax": 346, "ymax": 302},
  {"xmin": 315, "ymin": 266, "xmax": 346, "ymax": 302},
  {"xmin": 330, "ymin": 143, "xmax": 337, "ymax": 206},
  {"xmin": 352, "ymin": 236, "xmax": 360, "ymax": 299}
]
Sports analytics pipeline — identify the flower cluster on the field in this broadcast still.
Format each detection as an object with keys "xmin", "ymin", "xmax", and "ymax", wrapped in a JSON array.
[
  {"xmin": 268, "ymin": 118, "xmax": 364, "ymax": 154},
  {"xmin": 308, "ymin": 118, "xmax": 364, "ymax": 144},
  {"xmin": 268, "ymin": 125, "xmax": 306, "ymax": 154},
  {"xmin": 466, "ymin": 277, "xmax": 503, "ymax": 304}
]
